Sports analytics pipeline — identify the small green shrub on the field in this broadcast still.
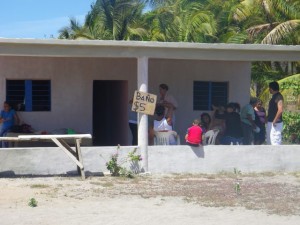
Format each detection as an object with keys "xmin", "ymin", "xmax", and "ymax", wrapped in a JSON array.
[
  {"xmin": 282, "ymin": 112, "xmax": 300, "ymax": 143},
  {"xmin": 105, "ymin": 146, "xmax": 142, "ymax": 178},
  {"xmin": 106, "ymin": 154, "xmax": 121, "ymax": 176},
  {"xmin": 128, "ymin": 148, "xmax": 142, "ymax": 162},
  {"xmin": 233, "ymin": 168, "xmax": 242, "ymax": 195},
  {"xmin": 28, "ymin": 198, "xmax": 38, "ymax": 207}
]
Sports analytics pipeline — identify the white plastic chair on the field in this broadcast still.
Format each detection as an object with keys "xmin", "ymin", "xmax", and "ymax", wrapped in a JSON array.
[
  {"xmin": 204, "ymin": 129, "xmax": 220, "ymax": 145},
  {"xmin": 154, "ymin": 131, "xmax": 180, "ymax": 145}
]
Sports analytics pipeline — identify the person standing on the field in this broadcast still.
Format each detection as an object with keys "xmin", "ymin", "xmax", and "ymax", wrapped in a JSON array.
[
  {"xmin": 158, "ymin": 84, "xmax": 178, "ymax": 127},
  {"xmin": 128, "ymin": 99, "xmax": 138, "ymax": 145},
  {"xmin": 240, "ymin": 98, "xmax": 259, "ymax": 145},
  {"xmin": 267, "ymin": 81, "xmax": 284, "ymax": 145}
]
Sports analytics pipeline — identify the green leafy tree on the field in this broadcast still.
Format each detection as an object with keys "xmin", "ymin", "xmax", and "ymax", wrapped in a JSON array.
[
  {"xmin": 144, "ymin": 0, "xmax": 217, "ymax": 42},
  {"xmin": 233, "ymin": 0, "xmax": 300, "ymax": 44},
  {"xmin": 59, "ymin": 0, "xmax": 148, "ymax": 40}
]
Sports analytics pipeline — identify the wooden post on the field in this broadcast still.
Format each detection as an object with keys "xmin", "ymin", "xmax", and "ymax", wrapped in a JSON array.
[
  {"xmin": 75, "ymin": 139, "xmax": 85, "ymax": 180},
  {"xmin": 137, "ymin": 57, "xmax": 149, "ymax": 172}
]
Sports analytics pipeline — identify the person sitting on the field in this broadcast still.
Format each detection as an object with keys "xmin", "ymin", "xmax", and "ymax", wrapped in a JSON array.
[
  {"xmin": 211, "ymin": 103, "xmax": 226, "ymax": 134},
  {"xmin": 200, "ymin": 113, "xmax": 211, "ymax": 133},
  {"xmin": 0, "ymin": 101, "xmax": 20, "ymax": 148},
  {"xmin": 153, "ymin": 105, "xmax": 173, "ymax": 132},
  {"xmin": 149, "ymin": 105, "xmax": 177, "ymax": 145},
  {"xmin": 185, "ymin": 119, "xmax": 203, "ymax": 147},
  {"xmin": 215, "ymin": 103, "xmax": 243, "ymax": 145}
]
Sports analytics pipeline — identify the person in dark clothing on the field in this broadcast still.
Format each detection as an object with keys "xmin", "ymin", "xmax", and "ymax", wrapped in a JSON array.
[
  {"xmin": 215, "ymin": 103, "xmax": 243, "ymax": 145},
  {"xmin": 267, "ymin": 81, "xmax": 284, "ymax": 145},
  {"xmin": 200, "ymin": 113, "xmax": 211, "ymax": 133},
  {"xmin": 254, "ymin": 100, "xmax": 266, "ymax": 145}
]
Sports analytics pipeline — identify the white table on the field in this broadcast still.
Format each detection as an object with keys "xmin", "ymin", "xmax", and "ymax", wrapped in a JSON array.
[{"xmin": 0, "ymin": 134, "xmax": 92, "ymax": 179}]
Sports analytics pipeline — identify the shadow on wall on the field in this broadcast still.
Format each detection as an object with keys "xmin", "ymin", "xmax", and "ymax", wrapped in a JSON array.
[
  {"xmin": 189, "ymin": 145, "xmax": 205, "ymax": 158},
  {"xmin": 0, "ymin": 170, "xmax": 104, "ymax": 178}
]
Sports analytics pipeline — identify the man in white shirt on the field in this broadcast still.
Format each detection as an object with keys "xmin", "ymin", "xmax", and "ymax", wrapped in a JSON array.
[{"xmin": 158, "ymin": 84, "xmax": 178, "ymax": 127}]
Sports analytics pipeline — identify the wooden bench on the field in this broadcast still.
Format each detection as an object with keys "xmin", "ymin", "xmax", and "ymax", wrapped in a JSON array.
[{"xmin": 0, "ymin": 134, "xmax": 92, "ymax": 179}]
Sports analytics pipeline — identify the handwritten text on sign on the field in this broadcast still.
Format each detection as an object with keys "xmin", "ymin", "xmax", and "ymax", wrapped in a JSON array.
[{"xmin": 132, "ymin": 91, "xmax": 157, "ymax": 115}]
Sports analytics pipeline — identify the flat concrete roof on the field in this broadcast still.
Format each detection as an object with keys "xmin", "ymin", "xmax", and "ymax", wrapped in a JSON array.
[{"xmin": 0, "ymin": 38, "xmax": 299, "ymax": 61}]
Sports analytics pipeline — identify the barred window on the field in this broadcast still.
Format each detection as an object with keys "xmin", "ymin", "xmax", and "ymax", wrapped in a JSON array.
[
  {"xmin": 193, "ymin": 81, "xmax": 228, "ymax": 110},
  {"xmin": 6, "ymin": 80, "xmax": 51, "ymax": 111}
]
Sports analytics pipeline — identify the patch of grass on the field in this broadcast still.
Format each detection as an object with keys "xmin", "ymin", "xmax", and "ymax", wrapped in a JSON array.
[
  {"xmin": 30, "ymin": 184, "xmax": 50, "ymax": 189},
  {"xmin": 290, "ymin": 172, "xmax": 300, "ymax": 178},
  {"xmin": 100, "ymin": 182, "xmax": 114, "ymax": 188},
  {"xmin": 28, "ymin": 198, "xmax": 38, "ymax": 207},
  {"xmin": 244, "ymin": 172, "xmax": 277, "ymax": 177},
  {"xmin": 90, "ymin": 181, "xmax": 103, "ymax": 186}
]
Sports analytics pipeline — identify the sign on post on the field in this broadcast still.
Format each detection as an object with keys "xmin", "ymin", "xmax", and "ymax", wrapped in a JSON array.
[{"xmin": 132, "ymin": 91, "xmax": 157, "ymax": 115}]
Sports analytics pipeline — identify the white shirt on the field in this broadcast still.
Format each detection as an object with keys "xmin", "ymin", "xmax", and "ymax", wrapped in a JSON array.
[{"xmin": 154, "ymin": 118, "xmax": 172, "ymax": 131}]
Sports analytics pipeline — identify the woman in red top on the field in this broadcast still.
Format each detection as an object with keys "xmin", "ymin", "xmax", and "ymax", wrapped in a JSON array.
[{"xmin": 185, "ymin": 119, "xmax": 203, "ymax": 146}]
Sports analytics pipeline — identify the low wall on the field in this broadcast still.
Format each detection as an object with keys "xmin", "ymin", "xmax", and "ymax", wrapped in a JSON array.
[{"xmin": 0, "ymin": 145, "xmax": 299, "ymax": 176}]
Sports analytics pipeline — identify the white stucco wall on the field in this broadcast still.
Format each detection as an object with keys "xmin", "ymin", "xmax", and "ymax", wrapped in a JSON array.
[
  {"xmin": 0, "ymin": 145, "xmax": 299, "ymax": 175},
  {"xmin": 0, "ymin": 57, "xmax": 251, "ymax": 145},
  {"xmin": 0, "ymin": 57, "xmax": 137, "ymax": 136}
]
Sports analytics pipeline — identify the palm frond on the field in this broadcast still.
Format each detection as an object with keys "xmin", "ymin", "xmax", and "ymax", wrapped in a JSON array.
[{"xmin": 262, "ymin": 19, "xmax": 300, "ymax": 44}]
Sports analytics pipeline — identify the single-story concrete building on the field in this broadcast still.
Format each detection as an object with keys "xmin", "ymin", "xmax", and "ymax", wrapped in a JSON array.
[
  {"xmin": 1, "ymin": 39, "xmax": 300, "ymax": 175},
  {"xmin": 0, "ymin": 39, "xmax": 300, "ymax": 147}
]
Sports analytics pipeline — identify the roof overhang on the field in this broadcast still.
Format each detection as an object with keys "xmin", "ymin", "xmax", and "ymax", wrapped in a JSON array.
[{"xmin": 0, "ymin": 38, "xmax": 299, "ymax": 61}]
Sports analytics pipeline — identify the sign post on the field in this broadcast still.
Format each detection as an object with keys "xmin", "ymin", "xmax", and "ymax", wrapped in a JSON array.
[{"xmin": 132, "ymin": 91, "xmax": 157, "ymax": 115}]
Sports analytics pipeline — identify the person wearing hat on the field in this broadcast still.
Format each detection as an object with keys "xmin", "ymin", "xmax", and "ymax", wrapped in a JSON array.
[{"xmin": 240, "ymin": 98, "xmax": 259, "ymax": 145}]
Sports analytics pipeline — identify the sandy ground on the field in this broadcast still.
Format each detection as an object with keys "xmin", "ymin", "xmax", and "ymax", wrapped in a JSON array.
[{"xmin": 0, "ymin": 173, "xmax": 300, "ymax": 225}]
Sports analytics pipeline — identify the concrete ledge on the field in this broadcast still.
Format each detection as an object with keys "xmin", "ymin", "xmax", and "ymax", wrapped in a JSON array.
[{"xmin": 0, "ymin": 145, "xmax": 299, "ymax": 176}]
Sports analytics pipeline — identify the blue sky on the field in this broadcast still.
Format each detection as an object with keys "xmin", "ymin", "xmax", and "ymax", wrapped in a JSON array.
[{"xmin": 0, "ymin": 0, "xmax": 95, "ymax": 39}]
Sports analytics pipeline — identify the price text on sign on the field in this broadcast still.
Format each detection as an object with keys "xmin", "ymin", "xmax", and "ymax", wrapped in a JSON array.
[{"xmin": 132, "ymin": 91, "xmax": 157, "ymax": 115}]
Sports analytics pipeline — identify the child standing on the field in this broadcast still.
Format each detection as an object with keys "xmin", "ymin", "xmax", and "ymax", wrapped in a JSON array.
[{"xmin": 185, "ymin": 119, "xmax": 203, "ymax": 146}]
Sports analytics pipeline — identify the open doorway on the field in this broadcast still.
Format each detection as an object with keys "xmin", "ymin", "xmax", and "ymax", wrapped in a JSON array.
[{"xmin": 93, "ymin": 80, "xmax": 128, "ymax": 146}]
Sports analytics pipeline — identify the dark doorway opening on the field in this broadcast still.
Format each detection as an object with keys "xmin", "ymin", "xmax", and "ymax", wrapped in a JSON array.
[{"xmin": 93, "ymin": 80, "xmax": 128, "ymax": 146}]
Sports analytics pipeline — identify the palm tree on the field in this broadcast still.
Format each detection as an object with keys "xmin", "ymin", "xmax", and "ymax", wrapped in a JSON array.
[
  {"xmin": 144, "ymin": 0, "xmax": 217, "ymax": 42},
  {"xmin": 233, "ymin": 0, "xmax": 300, "ymax": 44},
  {"xmin": 59, "ymin": 0, "xmax": 148, "ymax": 40},
  {"xmin": 58, "ymin": 18, "xmax": 86, "ymax": 39}
]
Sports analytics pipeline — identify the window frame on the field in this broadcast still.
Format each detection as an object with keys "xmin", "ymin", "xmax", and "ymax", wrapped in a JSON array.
[
  {"xmin": 6, "ymin": 79, "xmax": 52, "ymax": 112},
  {"xmin": 193, "ymin": 81, "xmax": 229, "ymax": 111}
]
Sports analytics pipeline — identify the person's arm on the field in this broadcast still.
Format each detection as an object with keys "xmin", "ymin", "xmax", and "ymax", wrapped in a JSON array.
[
  {"xmin": 273, "ymin": 100, "xmax": 283, "ymax": 126},
  {"xmin": 247, "ymin": 114, "xmax": 256, "ymax": 128},
  {"xmin": 165, "ymin": 106, "xmax": 174, "ymax": 126}
]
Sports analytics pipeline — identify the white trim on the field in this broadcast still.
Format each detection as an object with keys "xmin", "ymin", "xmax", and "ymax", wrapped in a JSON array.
[{"xmin": 0, "ymin": 39, "xmax": 299, "ymax": 61}]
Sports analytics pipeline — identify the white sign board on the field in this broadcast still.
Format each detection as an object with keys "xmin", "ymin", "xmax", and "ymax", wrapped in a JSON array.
[{"xmin": 132, "ymin": 91, "xmax": 157, "ymax": 115}]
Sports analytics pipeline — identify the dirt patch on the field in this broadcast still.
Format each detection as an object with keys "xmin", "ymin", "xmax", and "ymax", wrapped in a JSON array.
[{"xmin": 0, "ymin": 173, "xmax": 300, "ymax": 224}]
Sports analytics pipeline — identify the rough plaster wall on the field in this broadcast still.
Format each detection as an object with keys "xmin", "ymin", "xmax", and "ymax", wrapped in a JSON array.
[
  {"xmin": 0, "ymin": 57, "xmax": 251, "ymax": 144},
  {"xmin": 0, "ymin": 56, "xmax": 137, "ymax": 136}
]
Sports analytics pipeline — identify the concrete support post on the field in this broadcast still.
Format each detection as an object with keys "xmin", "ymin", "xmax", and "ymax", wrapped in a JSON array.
[{"xmin": 137, "ymin": 57, "xmax": 149, "ymax": 172}]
